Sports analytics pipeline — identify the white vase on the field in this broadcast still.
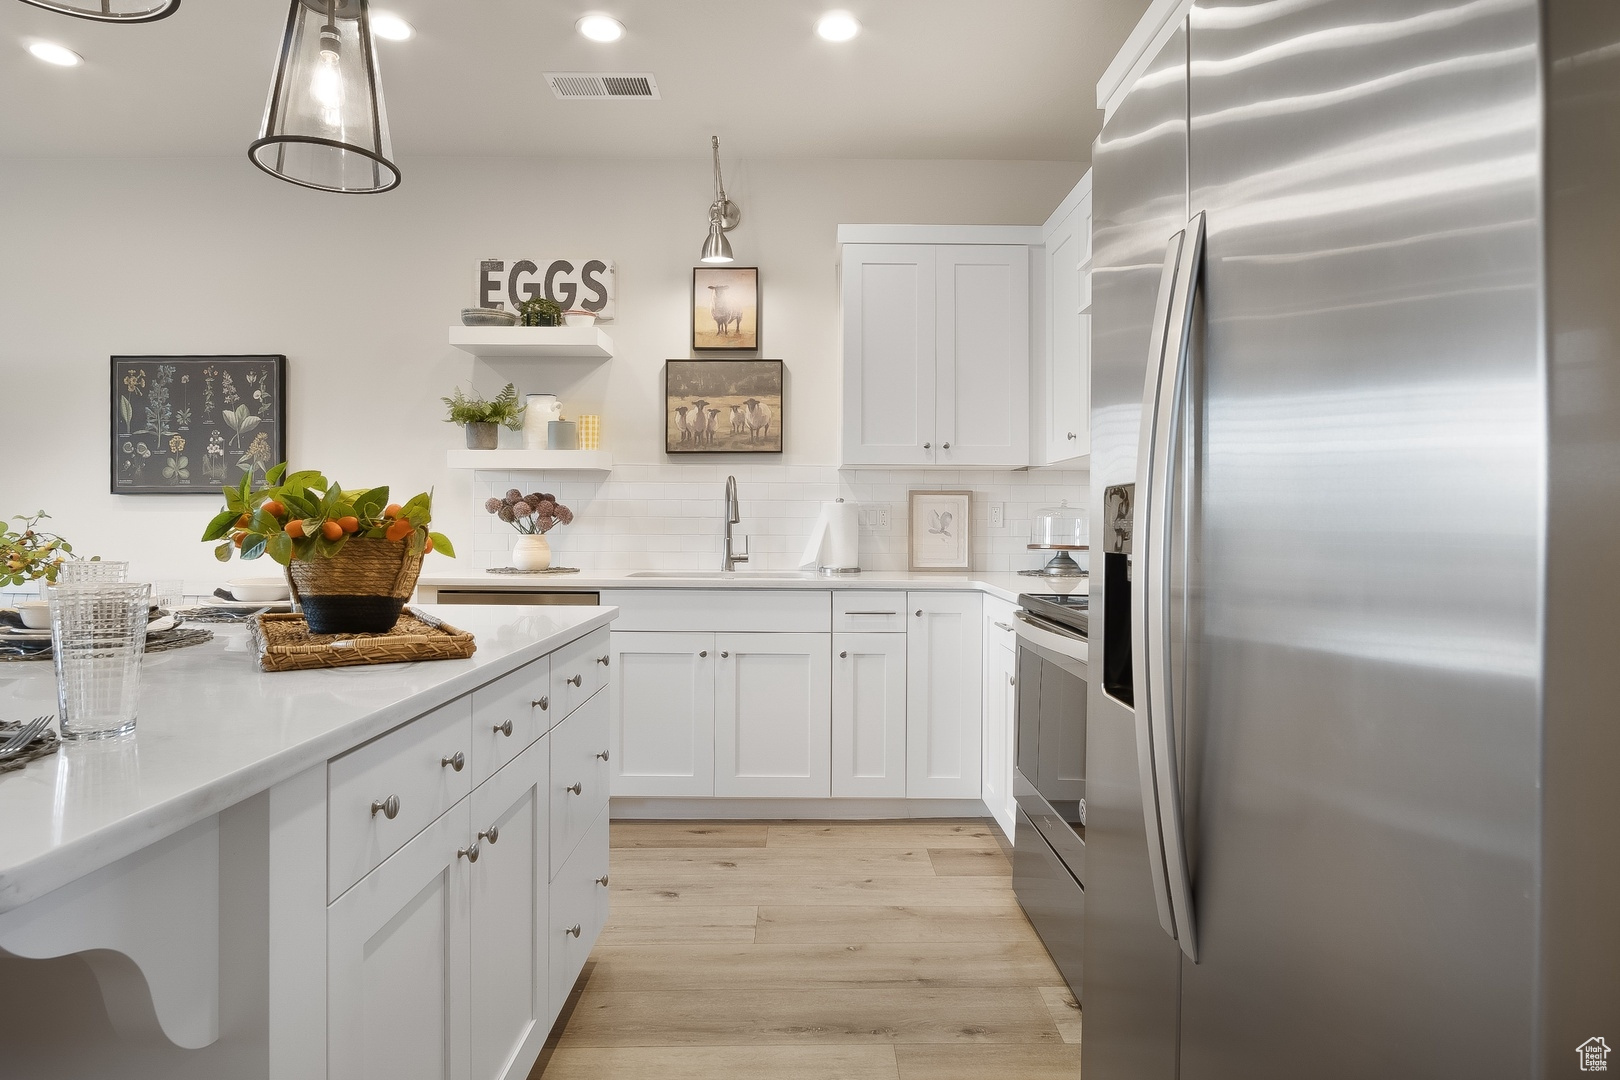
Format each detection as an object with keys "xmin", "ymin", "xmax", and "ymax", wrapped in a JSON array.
[
  {"xmin": 522, "ymin": 395, "xmax": 562, "ymax": 450},
  {"xmin": 512, "ymin": 534, "xmax": 552, "ymax": 571}
]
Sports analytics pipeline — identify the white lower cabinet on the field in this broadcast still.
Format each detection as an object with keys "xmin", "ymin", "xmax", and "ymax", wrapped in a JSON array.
[
  {"xmin": 548, "ymin": 807, "xmax": 611, "ymax": 1018},
  {"xmin": 715, "ymin": 633, "xmax": 832, "ymax": 798},
  {"xmin": 329, "ymin": 802, "xmax": 472, "ymax": 1080},
  {"xmin": 907, "ymin": 592, "xmax": 985, "ymax": 799},
  {"xmin": 983, "ymin": 625, "xmax": 1018, "ymax": 840},
  {"xmin": 610, "ymin": 632, "xmax": 716, "ymax": 797},
  {"xmin": 832, "ymin": 631, "xmax": 908, "ymax": 798}
]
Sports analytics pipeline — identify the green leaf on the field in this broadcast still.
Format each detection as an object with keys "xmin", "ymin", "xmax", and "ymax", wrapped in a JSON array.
[
  {"xmin": 240, "ymin": 533, "xmax": 268, "ymax": 560},
  {"xmin": 353, "ymin": 486, "xmax": 389, "ymax": 518},
  {"xmin": 214, "ymin": 541, "xmax": 234, "ymax": 563},
  {"xmin": 266, "ymin": 532, "xmax": 293, "ymax": 565},
  {"xmin": 281, "ymin": 491, "xmax": 318, "ymax": 519},
  {"xmin": 201, "ymin": 509, "xmax": 240, "ymax": 542},
  {"xmin": 428, "ymin": 532, "xmax": 456, "ymax": 558},
  {"xmin": 266, "ymin": 461, "xmax": 288, "ymax": 486},
  {"xmin": 400, "ymin": 491, "xmax": 433, "ymax": 527}
]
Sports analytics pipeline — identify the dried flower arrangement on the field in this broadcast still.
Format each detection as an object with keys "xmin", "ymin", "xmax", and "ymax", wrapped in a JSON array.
[{"xmin": 486, "ymin": 489, "xmax": 574, "ymax": 535}]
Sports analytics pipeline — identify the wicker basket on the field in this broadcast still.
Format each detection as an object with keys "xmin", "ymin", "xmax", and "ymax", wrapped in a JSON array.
[
  {"xmin": 250, "ymin": 609, "xmax": 475, "ymax": 672},
  {"xmin": 286, "ymin": 537, "xmax": 424, "ymax": 635}
]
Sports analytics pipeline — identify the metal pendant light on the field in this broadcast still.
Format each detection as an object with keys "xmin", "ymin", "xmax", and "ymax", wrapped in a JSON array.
[
  {"xmin": 700, "ymin": 135, "xmax": 740, "ymax": 263},
  {"xmin": 13, "ymin": 0, "xmax": 178, "ymax": 21},
  {"xmin": 249, "ymin": 0, "xmax": 400, "ymax": 194}
]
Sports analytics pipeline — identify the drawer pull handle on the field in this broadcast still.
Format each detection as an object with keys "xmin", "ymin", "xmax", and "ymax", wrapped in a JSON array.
[
  {"xmin": 994, "ymin": 621, "xmax": 1014, "ymax": 632},
  {"xmin": 494, "ymin": 719, "xmax": 514, "ymax": 737},
  {"xmin": 370, "ymin": 795, "xmax": 400, "ymax": 819},
  {"xmin": 846, "ymin": 611, "xmax": 896, "ymax": 616},
  {"xmin": 566, "ymin": 924, "xmax": 582, "ymax": 938},
  {"xmin": 458, "ymin": 842, "xmax": 479, "ymax": 863},
  {"xmin": 567, "ymin": 674, "xmax": 583, "ymax": 687},
  {"xmin": 478, "ymin": 825, "xmax": 500, "ymax": 845},
  {"xmin": 441, "ymin": 751, "xmax": 465, "ymax": 772},
  {"xmin": 596, "ymin": 749, "xmax": 610, "ymax": 761},
  {"xmin": 596, "ymin": 655, "xmax": 610, "ymax": 666},
  {"xmin": 566, "ymin": 782, "xmax": 583, "ymax": 795},
  {"xmin": 840, "ymin": 651, "xmax": 848, "ymax": 659},
  {"xmin": 531, "ymin": 696, "xmax": 549, "ymax": 711},
  {"xmin": 596, "ymin": 874, "xmax": 610, "ymax": 887}
]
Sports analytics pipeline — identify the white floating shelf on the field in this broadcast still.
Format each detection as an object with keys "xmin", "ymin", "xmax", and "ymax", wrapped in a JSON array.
[
  {"xmin": 446, "ymin": 449, "xmax": 613, "ymax": 474},
  {"xmin": 447, "ymin": 325, "xmax": 615, "ymax": 359}
]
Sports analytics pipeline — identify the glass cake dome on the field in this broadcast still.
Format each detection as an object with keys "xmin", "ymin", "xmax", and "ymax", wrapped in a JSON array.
[{"xmin": 1027, "ymin": 500, "xmax": 1088, "ymax": 576}]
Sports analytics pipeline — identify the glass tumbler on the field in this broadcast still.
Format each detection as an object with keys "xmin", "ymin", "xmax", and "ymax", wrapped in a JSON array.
[
  {"xmin": 56, "ymin": 559, "xmax": 129, "ymax": 584},
  {"xmin": 49, "ymin": 582, "xmax": 150, "ymax": 740}
]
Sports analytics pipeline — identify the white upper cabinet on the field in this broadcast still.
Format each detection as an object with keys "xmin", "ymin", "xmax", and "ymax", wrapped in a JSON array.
[
  {"xmin": 842, "ymin": 241, "xmax": 1030, "ymax": 467},
  {"xmin": 1035, "ymin": 172, "xmax": 1092, "ymax": 466}
]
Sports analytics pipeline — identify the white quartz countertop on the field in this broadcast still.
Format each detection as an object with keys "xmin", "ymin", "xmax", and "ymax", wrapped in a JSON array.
[
  {"xmin": 0, "ymin": 604, "xmax": 614, "ymax": 914},
  {"xmin": 418, "ymin": 568, "xmax": 1088, "ymax": 606}
]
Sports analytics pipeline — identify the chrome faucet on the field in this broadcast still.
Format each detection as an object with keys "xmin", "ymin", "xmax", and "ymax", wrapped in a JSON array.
[{"xmin": 723, "ymin": 475, "xmax": 749, "ymax": 571}]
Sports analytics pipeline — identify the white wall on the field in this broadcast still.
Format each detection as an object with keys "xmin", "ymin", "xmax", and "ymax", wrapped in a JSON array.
[{"xmin": 0, "ymin": 154, "xmax": 1083, "ymax": 588}]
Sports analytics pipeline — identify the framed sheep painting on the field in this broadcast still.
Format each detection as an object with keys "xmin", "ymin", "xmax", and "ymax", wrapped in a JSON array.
[
  {"xmin": 665, "ymin": 359, "xmax": 783, "ymax": 454},
  {"xmin": 692, "ymin": 266, "xmax": 758, "ymax": 350}
]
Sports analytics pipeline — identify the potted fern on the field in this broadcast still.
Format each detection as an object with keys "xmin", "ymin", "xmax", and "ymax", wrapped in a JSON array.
[{"xmin": 442, "ymin": 383, "xmax": 525, "ymax": 449}]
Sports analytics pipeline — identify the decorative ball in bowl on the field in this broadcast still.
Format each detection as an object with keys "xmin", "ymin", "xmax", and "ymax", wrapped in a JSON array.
[
  {"xmin": 227, "ymin": 578, "xmax": 292, "ymax": 603},
  {"xmin": 563, "ymin": 311, "xmax": 596, "ymax": 327},
  {"xmin": 461, "ymin": 306, "xmax": 519, "ymax": 327}
]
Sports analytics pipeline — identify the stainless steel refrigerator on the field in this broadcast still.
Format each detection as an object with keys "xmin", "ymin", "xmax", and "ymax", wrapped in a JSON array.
[{"xmin": 1084, "ymin": 2, "xmax": 1620, "ymax": 1078}]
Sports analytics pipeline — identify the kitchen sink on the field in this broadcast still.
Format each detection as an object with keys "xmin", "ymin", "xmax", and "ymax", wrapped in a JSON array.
[{"xmin": 625, "ymin": 570, "xmax": 827, "ymax": 580}]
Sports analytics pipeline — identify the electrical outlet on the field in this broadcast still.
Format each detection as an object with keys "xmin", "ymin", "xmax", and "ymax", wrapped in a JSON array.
[
  {"xmin": 989, "ymin": 502, "xmax": 1005, "ymax": 529},
  {"xmin": 875, "ymin": 504, "xmax": 891, "ymax": 530}
]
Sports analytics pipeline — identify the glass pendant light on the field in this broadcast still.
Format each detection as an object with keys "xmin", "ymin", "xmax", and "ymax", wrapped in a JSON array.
[
  {"xmin": 13, "ymin": 0, "xmax": 178, "ymax": 21},
  {"xmin": 700, "ymin": 135, "xmax": 740, "ymax": 263},
  {"xmin": 249, "ymin": 0, "xmax": 400, "ymax": 194}
]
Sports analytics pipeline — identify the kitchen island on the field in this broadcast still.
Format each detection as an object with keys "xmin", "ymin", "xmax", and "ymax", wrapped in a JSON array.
[{"xmin": 0, "ymin": 603, "xmax": 616, "ymax": 1080}]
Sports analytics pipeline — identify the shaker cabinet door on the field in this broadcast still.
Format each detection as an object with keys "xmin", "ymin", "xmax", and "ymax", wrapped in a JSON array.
[
  {"xmin": 714, "ymin": 632, "xmax": 832, "ymax": 798},
  {"xmin": 610, "ymin": 632, "xmax": 716, "ymax": 797},
  {"xmin": 329, "ymin": 801, "xmax": 472, "ymax": 1080},
  {"xmin": 935, "ymin": 245, "xmax": 1031, "ymax": 467},
  {"xmin": 831, "ymin": 631, "xmax": 908, "ymax": 798},
  {"xmin": 907, "ymin": 592, "xmax": 985, "ymax": 799},
  {"xmin": 1044, "ymin": 198, "xmax": 1091, "ymax": 465},
  {"xmin": 841, "ymin": 244, "xmax": 939, "ymax": 466}
]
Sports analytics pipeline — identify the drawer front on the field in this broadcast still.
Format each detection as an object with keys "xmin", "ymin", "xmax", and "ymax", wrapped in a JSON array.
[
  {"xmin": 328, "ymin": 699, "xmax": 474, "ymax": 902},
  {"xmin": 470, "ymin": 655, "xmax": 550, "ymax": 786},
  {"xmin": 984, "ymin": 595, "xmax": 1019, "ymax": 656},
  {"xmin": 549, "ymin": 690, "xmax": 611, "ymax": 879},
  {"xmin": 601, "ymin": 589, "xmax": 832, "ymax": 633},
  {"xmin": 833, "ymin": 591, "xmax": 908, "ymax": 633},
  {"xmin": 548, "ymin": 805, "xmax": 610, "ymax": 1023},
  {"xmin": 550, "ymin": 626, "xmax": 611, "ymax": 723}
]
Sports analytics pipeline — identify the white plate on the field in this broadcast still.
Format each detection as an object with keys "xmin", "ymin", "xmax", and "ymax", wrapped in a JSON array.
[
  {"xmin": 0, "ymin": 627, "xmax": 52, "ymax": 641},
  {"xmin": 202, "ymin": 597, "xmax": 293, "ymax": 612}
]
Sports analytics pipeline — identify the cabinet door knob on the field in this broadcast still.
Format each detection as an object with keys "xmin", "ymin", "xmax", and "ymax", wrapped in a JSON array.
[
  {"xmin": 370, "ymin": 794, "xmax": 400, "ymax": 819},
  {"xmin": 915, "ymin": 609, "xmax": 923, "ymax": 617},
  {"xmin": 566, "ymin": 781, "xmax": 583, "ymax": 795},
  {"xmin": 565, "ymin": 924, "xmax": 582, "ymax": 938},
  {"xmin": 531, "ymin": 696, "xmax": 549, "ymax": 710},
  {"xmin": 597, "ymin": 655, "xmax": 610, "ymax": 666},
  {"xmin": 840, "ymin": 650, "xmax": 848, "ymax": 659},
  {"xmin": 720, "ymin": 650, "xmax": 729, "ymax": 658},
  {"xmin": 458, "ymin": 842, "xmax": 479, "ymax": 863},
  {"xmin": 596, "ymin": 749, "xmax": 610, "ymax": 761},
  {"xmin": 1009, "ymin": 675, "xmax": 1016, "ymax": 686},
  {"xmin": 567, "ymin": 674, "xmax": 583, "ymax": 687},
  {"xmin": 1066, "ymin": 431, "xmax": 1078, "ymax": 440},
  {"xmin": 441, "ymin": 751, "xmax": 465, "ymax": 772},
  {"xmin": 923, "ymin": 442, "xmax": 932, "ymax": 450},
  {"xmin": 494, "ymin": 719, "xmax": 514, "ymax": 737},
  {"xmin": 699, "ymin": 650, "xmax": 708, "ymax": 658},
  {"xmin": 943, "ymin": 442, "xmax": 951, "ymax": 449},
  {"xmin": 478, "ymin": 825, "xmax": 500, "ymax": 845},
  {"xmin": 596, "ymin": 874, "xmax": 610, "ymax": 887}
]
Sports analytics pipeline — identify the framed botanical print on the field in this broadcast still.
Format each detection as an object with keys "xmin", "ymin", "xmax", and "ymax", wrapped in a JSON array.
[
  {"xmin": 692, "ymin": 265, "xmax": 759, "ymax": 350},
  {"xmin": 665, "ymin": 359, "xmax": 783, "ymax": 454},
  {"xmin": 111, "ymin": 355, "xmax": 287, "ymax": 494},
  {"xmin": 908, "ymin": 489, "xmax": 972, "ymax": 572}
]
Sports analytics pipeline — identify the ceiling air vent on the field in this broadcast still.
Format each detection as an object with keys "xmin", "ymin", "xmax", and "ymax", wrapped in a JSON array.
[{"xmin": 545, "ymin": 73, "xmax": 661, "ymax": 100}]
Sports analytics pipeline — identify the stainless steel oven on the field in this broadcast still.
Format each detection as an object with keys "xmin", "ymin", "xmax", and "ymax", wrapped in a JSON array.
[{"xmin": 1011, "ymin": 591, "xmax": 1089, "ymax": 1000}]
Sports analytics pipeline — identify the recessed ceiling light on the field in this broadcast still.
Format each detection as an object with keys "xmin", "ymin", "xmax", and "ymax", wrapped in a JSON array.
[
  {"xmin": 371, "ymin": 13, "xmax": 415, "ymax": 42},
  {"xmin": 816, "ymin": 10, "xmax": 860, "ymax": 42},
  {"xmin": 27, "ymin": 41, "xmax": 83, "ymax": 67},
  {"xmin": 577, "ymin": 14, "xmax": 625, "ymax": 43}
]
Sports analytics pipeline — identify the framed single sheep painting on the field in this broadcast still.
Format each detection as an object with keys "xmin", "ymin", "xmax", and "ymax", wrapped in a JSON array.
[
  {"xmin": 111, "ymin": 355, "xmax": 287, "ymax": 494},
  {"xmin": 665, "ymin": 359, "xmax": 783, "ymax": 453},
  {"xmin": 692, "ymin": 266, "xmax": 758, "ymax": 350}
]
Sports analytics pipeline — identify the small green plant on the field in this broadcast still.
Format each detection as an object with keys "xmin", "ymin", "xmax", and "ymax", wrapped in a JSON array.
[
  {"xmin": 518, "ymin": 295, "xmax": 563, "ymax": 327},
  {"xmin": 1, "ymin": 512, "xmax": 86, "ymax": 587},
  {"xmin": 441, "ymin": 383, "xmax": 525, "ymax": 429}
]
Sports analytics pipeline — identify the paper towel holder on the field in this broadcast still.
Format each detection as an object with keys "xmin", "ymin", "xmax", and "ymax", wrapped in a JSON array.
[{"xmin": 813, "ymin": 497, "xmax": 861, "ymax": 575}]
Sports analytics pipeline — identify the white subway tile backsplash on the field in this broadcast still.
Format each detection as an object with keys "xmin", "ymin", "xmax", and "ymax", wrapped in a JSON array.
[{"xmin": 467, "ymin": 465, "xmax": 1089, "ymax": 573}]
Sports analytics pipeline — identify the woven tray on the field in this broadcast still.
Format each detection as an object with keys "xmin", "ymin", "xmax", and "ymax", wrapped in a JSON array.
[{"xmin": 250, "ymin": 608, "xmax": 476, "ymax": 672}]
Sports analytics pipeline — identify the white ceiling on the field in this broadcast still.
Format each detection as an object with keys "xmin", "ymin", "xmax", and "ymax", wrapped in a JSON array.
[{"xmin": 0, "ymin": 0, "xmax": 1148, "ymax": 161}]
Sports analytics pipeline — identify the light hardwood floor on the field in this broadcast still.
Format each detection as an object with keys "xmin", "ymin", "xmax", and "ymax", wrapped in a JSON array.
[{"xmin": 531, "ymin": 819, "xmax": 1081, "ymax": 1080}]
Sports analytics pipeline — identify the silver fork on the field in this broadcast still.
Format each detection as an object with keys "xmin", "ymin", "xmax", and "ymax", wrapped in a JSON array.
[{"xmin": 0, "ymin": 715, "xmax": 54, "ymax": 759}]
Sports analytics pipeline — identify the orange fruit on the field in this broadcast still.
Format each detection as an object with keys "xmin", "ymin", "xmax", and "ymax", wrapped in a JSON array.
[
  {"xmin": 384, "ymin": 503, "xmax": 403, "ymax": 519},
  {"xmin": 285, "ymin": 519, "xmax": 306, "ymax": 539},
  {"xmin": 236, "ymin": 513, "xmax": 251, "ymax": 529},
  {"xmin": 385, "ymin": 519, "xmax": 414, "ymax": 542},
  {"xmin": 337, "ymin": 516, "xmax": 359, "ymax": 534},
  {"xmin": 232, "ymin": 531, "xmax": 246, "ymax": 548},
  {"xmin": 320, "ymin": 520, "xmax": 343, "ymax": 541},
  {"xmin": 423, "ymin": 535, "xmax": 434, "ymax": 554},
  {"xmin": 262, "ymin": 500, "xmax": 285, "ymax": 518}
]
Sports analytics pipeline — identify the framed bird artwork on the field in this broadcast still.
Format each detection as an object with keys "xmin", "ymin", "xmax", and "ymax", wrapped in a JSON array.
[{"xmin": 908, "ymin": 489, "xmax": 972, "ymax": 571}]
